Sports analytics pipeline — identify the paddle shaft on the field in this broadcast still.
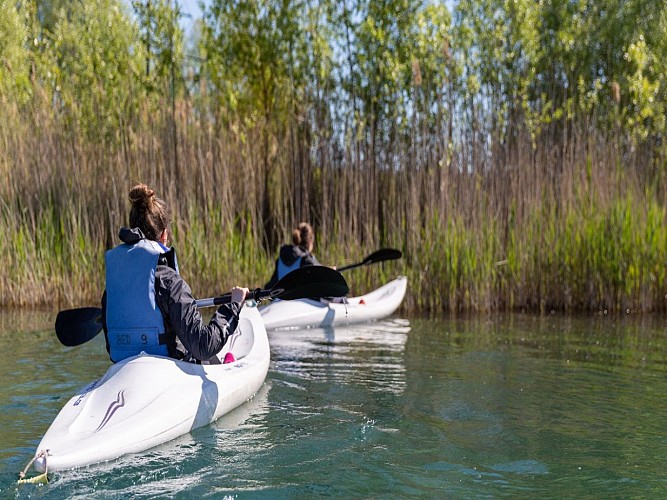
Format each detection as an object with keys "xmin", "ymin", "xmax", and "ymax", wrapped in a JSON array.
[
  {"xmin": 57, "ymin": 292, "xmax": 260, "ymax": 345},
  {"xmin": 196, "ymin": 289, "xmax": 261, "ymax": 308},
  {"xmin": 55, "ymin": 266, "xmax": 348, "ymax": 346}
]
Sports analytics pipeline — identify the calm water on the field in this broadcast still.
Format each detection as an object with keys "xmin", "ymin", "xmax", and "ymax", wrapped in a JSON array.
[{"xmin": 1, "ymin": 309, "xmax": 665, "ymax": 498}]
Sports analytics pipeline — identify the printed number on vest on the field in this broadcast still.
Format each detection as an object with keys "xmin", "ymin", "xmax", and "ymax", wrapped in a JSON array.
[{"xmin": 116, "ymin": 334, "xmax": 131, "ymax": 345}]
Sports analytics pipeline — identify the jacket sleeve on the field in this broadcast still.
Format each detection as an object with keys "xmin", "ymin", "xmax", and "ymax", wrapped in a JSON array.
[
  {"xmin": 304, "ymin": 253, "xmax": 321, "ymax": 266},
  {"xmin": 155, "ymin": 266, "xmax": 243, "ymax": 361}
]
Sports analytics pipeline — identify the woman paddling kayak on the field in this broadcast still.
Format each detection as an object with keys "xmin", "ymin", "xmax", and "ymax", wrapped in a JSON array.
[
  {"xmin": 101, "ymin": 183, "xmax": 248, "ymax": 364},
  {"xmin": 264, "ymin": 222, "xmax": 323, "ymax": 288}
]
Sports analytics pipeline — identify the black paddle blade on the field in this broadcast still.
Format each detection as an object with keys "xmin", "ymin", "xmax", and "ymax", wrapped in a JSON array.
[
  {"xmin": 55, "ymin": 307, "xmax": 103, "ymax": 347},
  {"xmin": 337, "ymin": 248, "xmax": 403, "ymax": 272},
  {"xmin": 363, "ymin": 248, "xmax": 402, "ymax": 265},
  {"xmin": 270, "ymin": 265, "xmax": 349, "ymax": 300}
]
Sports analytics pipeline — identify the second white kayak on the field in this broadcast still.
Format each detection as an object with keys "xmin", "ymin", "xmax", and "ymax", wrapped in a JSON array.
[{"xmin": 260, "ymin": 275, "xmax": 407, "ymax": 330}]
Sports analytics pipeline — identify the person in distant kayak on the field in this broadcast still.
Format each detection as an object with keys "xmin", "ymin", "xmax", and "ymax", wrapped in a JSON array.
[
  {"xmin": 265, "ymin": 222, "xmax": 322, "ymax": 289},
  {"xmin": 101, "ymin": 183, "xmax": 248, "ymax": 364}
]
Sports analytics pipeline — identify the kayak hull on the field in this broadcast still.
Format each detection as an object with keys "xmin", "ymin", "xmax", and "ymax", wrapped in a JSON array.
[
  {"xmin": 34, "ymin": 306, "xmax": 269, "ymax": 472},
  {"xmin": 260, "ymin": 275, "xmax": 407, "ymax": 330}
]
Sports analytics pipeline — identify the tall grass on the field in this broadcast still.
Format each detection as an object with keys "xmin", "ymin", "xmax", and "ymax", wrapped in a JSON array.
[{"xmin": 2, "ymin": 96, "xmax": 666, "ymax": 313}]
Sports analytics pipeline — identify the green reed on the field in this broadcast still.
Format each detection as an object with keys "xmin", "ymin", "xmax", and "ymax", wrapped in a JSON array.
[
  {"xmin": 402, "ymin": 195, "xmax": 667, "ymax": 314},
  {"xmin": 2, "ymin": 100, "xmax": 667, "ymax": 313},
  {"xmin": 2, "ymin": 185, "xmax": 666, "ymax": 314}
]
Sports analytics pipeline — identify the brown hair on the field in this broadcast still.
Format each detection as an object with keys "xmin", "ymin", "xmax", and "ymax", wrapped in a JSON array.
[
  {"xmin": 128, "ymin": 183, "xmax": 171, "ymax": 241},
  {"xmin": 292, "ymin": 222, "xmax": 314, "ymax": 251}
]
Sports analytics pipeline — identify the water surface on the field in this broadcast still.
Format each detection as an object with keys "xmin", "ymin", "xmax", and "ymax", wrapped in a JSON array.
[{"xmin": 1, "ymin": 309, "xmax": 665, "ymax": 498}]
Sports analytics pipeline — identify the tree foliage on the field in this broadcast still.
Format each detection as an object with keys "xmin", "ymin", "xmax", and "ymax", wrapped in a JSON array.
[
  {"xmin": 51, "ymin": 0, "xmax": 144, "ymax": 138},
  {"xmin": 0, "ymin": 0, "xmax": 31, "ymax": 103},
  {"xmin": 3, "ymin": 0, "xmax": 664, "ymax": 143}
]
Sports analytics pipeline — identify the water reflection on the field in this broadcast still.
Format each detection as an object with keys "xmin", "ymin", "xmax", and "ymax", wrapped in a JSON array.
[
  {"xmin": 402, "ymin": 314, "xmax": 667, "ymax": 497},
  {"xmin": 269, "ymin": 318, "xmax": 410, "ymax": 394},
  {"xmin": 406, "ymin": 313, "xmax": 667, "ymax": 372}
]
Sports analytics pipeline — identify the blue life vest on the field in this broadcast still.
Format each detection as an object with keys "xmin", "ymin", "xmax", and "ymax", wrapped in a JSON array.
[
  {"xmin": 277, "ymin": 256, "xmax": 302, "ymax": 280},
  {"xmin": 105, "ymin": 239, "xmax": 174, "ymax": 362}
]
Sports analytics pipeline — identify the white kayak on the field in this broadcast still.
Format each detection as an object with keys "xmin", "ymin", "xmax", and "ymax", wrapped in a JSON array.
[
  {"xmin": 32, "ymin": 305, "xmax": 269, "ymax": 472},
  {"xmin": 260, "ymin": 275, "xmax": 407, "ymax": 330}
]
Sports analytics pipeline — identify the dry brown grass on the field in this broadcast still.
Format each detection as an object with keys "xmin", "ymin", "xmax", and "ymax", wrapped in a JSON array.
[{"xmin": 2, "ymin": 95, "xmax": 666, "ymax": 313}]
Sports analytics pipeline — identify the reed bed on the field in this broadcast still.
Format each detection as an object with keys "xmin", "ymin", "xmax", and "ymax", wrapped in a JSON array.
[{"xmin": 1, "ymin": 95, "xmax": 666, "ymax": 314}]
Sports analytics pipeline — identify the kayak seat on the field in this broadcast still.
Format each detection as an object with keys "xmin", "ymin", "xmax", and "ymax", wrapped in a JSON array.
[{"xmin": 320, "ymin": 296, "xmax": 347, "ymax": 304}]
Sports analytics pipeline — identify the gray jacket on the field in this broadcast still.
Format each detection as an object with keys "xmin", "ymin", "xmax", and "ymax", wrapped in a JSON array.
[{"xmin": 265, "ymin": 244, "xmax": 321, "ymax": 289}]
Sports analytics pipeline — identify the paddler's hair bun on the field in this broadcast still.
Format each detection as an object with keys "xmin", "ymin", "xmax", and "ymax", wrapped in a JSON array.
[
  {"xmin": 292, "ymin": 222, "xmax": 314, "ymax": 249},
  {"xmin": 128, "ymin": 183, "xmax": 171, "ymax": 241},
  {"xmin": 292, "ymin": 228, "xmax": 302, "ymax": 245},
  {"xmin": 129, "ymin": 183, "xmax": 155, "ymax": 211}
]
